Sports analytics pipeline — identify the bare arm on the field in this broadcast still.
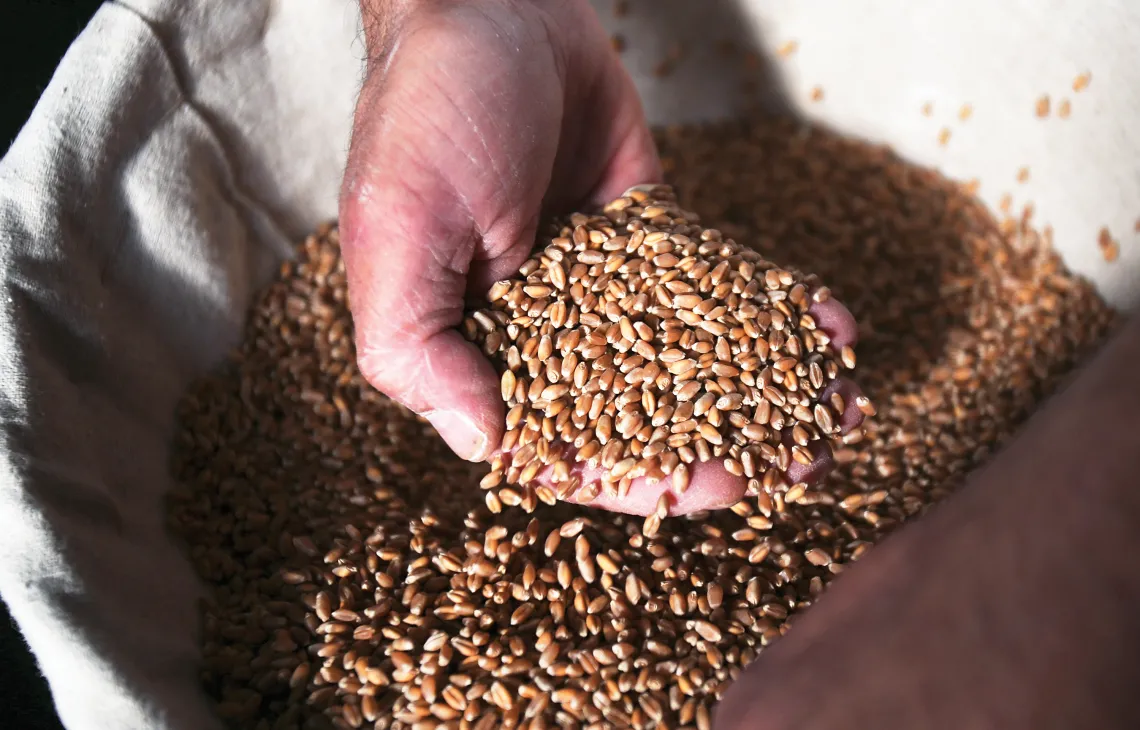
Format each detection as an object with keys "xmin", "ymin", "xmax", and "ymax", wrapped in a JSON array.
[{"xmin": 717, "ymin": 316, "xmax": 1140, "ymax": 728}]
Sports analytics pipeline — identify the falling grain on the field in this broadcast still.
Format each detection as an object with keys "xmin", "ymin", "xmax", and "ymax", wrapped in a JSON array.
[
  {"xmin": 168, "ymin": 116, "xmax": 1116, "ymax": 730},
  {"xmin": 1098, "ymin": 227, "xmax": 1119, "ymax": 263}
]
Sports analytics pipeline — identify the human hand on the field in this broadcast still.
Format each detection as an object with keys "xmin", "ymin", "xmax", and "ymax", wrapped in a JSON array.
[{"xmin": 339, "ymin": 0, "xmax": 864, "ymax": 514}]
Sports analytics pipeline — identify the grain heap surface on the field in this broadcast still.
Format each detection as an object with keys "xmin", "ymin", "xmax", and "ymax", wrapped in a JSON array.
[
  {"xmin": 168, "ymin": 117, "xmax": 1116, "ymax": 730},
  {"xmin": 466, "ymin": 184, "xmax": 859, "ymax": 522}
]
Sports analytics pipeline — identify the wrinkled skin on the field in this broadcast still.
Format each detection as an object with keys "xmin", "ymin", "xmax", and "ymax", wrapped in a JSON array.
[
  {"xmin": 340, "ymin": 0, "xmax": 862, "ymax": 516},
  {"xmin": 342, "ymin": 2, "xmax": 1140, "ymax": 728}
]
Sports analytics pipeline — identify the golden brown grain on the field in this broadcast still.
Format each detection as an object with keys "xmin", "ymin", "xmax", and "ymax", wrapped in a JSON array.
[
  {"xmin": 1098, "ymin": 227, "xmax": 1119, "ymax": 263},
  {"xmin": 1035, "ymin": 95, "xmax": 1050, "ymax": 118},
  {"xmin": 169, "ymin": 116, "xmax": 1115, "ymax": 730},
  {"xmin": 467, "ymin": 183, "xmax": 854, "ymax": 510},
  {"xmin": 1073, "ymin": 72, "xmax": 1092, "ymax": 92}
]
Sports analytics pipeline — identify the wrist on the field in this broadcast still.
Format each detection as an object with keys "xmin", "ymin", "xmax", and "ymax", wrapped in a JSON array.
[{"xmin": 358, "ymin": 0, "xmax": 422, "ymax": 55}]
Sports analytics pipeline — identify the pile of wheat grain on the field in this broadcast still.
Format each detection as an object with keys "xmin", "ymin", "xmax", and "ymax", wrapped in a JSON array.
[{"xmin": 167, "ymin": 117, "xmax": 1115, "ymax": 730}]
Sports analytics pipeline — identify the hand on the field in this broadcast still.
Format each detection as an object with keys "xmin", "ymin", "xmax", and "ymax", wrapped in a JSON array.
[
  {"xmin": 714, "ymin": 319, "xmax": 1140, "ymax": 729},
  {"xmin": 339, "ymin": 0, "xmax": 864, "ymax": 514}
]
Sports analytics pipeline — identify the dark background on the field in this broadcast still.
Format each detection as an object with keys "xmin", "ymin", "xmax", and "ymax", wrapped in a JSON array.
[{"xmin": 2, "ymin": 3, "xmax": 103, "ymax": 727}]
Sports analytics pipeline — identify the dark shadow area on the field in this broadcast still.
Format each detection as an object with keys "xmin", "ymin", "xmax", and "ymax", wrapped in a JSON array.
[
  {"xmin": 603, "ymin": 0, "xmax": 796, "ymax": 125},
  {"xmin": 1, "ymin": 0, "xmax": 102, "ymax": 151},
  {"xmin": 628, "ymin": 0, "xmax": 959, "ymax": 389},
  {"xmin": 656, "ymin": 115, "xmax": 968, "ymax": 392},
  {"xmin": 2, "ymin": 2, "xmax": 101, "ymax": 726}
]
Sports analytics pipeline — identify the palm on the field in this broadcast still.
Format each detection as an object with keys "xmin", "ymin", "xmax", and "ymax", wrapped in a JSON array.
[{"xmin": 340, "ymin": 0, "xmax": 862, "ymax": 509}]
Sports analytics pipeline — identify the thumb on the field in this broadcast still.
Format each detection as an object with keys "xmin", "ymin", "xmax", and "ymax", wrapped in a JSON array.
[{"xmin": 339, "ymin": 159, "xmax": 511, "ymax": 462}]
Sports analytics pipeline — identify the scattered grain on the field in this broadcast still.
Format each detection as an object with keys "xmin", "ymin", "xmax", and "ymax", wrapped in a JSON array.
[
  {"xmin": 1035, "ymin": 95, "xmax": 1050, "ymax": 118},
  {"xmin": 1058, "ymin": 98, "xmax": 1072, "ymax": 119},
  {"xmin": 169, "ymin": 115, "xmax": 1115, "ymax": 730},
  {"xmin": 1073, "ymin": 71, "xmax": 1092, "ymax": 92},
  {"xmin": 1098, "ymin": 227, "xmax": 1119, "ymax": 263}
]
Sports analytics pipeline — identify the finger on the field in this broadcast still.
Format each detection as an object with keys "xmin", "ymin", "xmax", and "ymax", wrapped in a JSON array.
[
  {"xmin": 565, "ymin": 459, "xmax": 744, "ymax": 516},
  {"xmin": 339, "ymin": 105, "xmax": 525, "ymax": 462},
  {"xmin": 342, "ymin": 7, "xmax": 574, "ymax": 462},
  {"xmin": 810, "ymin": 294, "xmax": 859, "ymax": 350},
  {"xmin": 342, "ymin": 179, "xmax": 508, "ymax": 461},
  {"xmin": 494, "ymin": 353, "xmax": 867, "ymax": 517}
]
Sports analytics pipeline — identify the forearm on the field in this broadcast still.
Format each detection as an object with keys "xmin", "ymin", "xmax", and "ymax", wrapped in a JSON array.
[
  {"xmin": 718, "ymin": 316, "xmax": 1140, "ymax": 730},
  {"xmin": 358, "ymin": 0, "xmax": 418, "ymax": 54},
  {"xmin": 955, "ymin": 314, "xmax": 1140, "ymax": 718}
]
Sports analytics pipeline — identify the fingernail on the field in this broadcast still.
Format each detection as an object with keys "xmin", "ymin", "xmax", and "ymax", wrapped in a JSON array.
[{"xmin": 424, "ymin": 410, "xmax": 489, "ymax": 462}]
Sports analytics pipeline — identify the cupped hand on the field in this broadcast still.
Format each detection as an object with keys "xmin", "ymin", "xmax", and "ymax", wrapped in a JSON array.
[{"xmin": 340, "ymin": 0, "xmax": 863, "ymax": 515}]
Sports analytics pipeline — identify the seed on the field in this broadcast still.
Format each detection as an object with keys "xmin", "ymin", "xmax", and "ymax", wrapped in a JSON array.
[
  {"xmin": 1098, "ymin": 227, "xmax": 1119, "ymax": 263},
  {"xmin": 672, "ymin": 462, "xmax": 691, "ymax": 494},
  {"xmin": 559, "ymin": 518, "xmax": 586, "ymax": 538},
  {"xmin": 776, "ymin": 40, "xmax": 798, "ymax": 58},
  {"xmin": 805, "ymin": 547, "xmax": 832, "ymax": 566},
  {"xmin": 1073, "ymin": 71, "xmax": 1092, "ymax": 92},
  {"xmin": 500, "ymin": 370, "xmax": 516, "ymax": 402},
  {"xmin": 169, "ymin": 114, "xmax": 1113, "ymax": 730},
  {"xmin": 596, "ymin": 553, "xmax": 620, "ymax": 575},
  {"xmin": 694, "ymin": 621, "xmax": 723, "ymax": 642},
  {"xmin": 1035, "ymin": 95, "xmax": 1050, "ymax": 118},
  {"xmin": 642, "ymin": 512, "xmax": 662, "ymax": 538}
]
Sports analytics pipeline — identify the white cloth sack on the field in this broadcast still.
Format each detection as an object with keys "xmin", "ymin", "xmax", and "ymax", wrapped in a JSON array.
[{"xmin": 1, "ymin": 1, "xmax": 1137, "ymax": 728}]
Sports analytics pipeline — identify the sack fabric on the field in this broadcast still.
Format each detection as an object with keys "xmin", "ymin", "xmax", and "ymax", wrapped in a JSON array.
[{"xmin": 0, "ymin": 1, "xmax": 1136, "ymax": 728}]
